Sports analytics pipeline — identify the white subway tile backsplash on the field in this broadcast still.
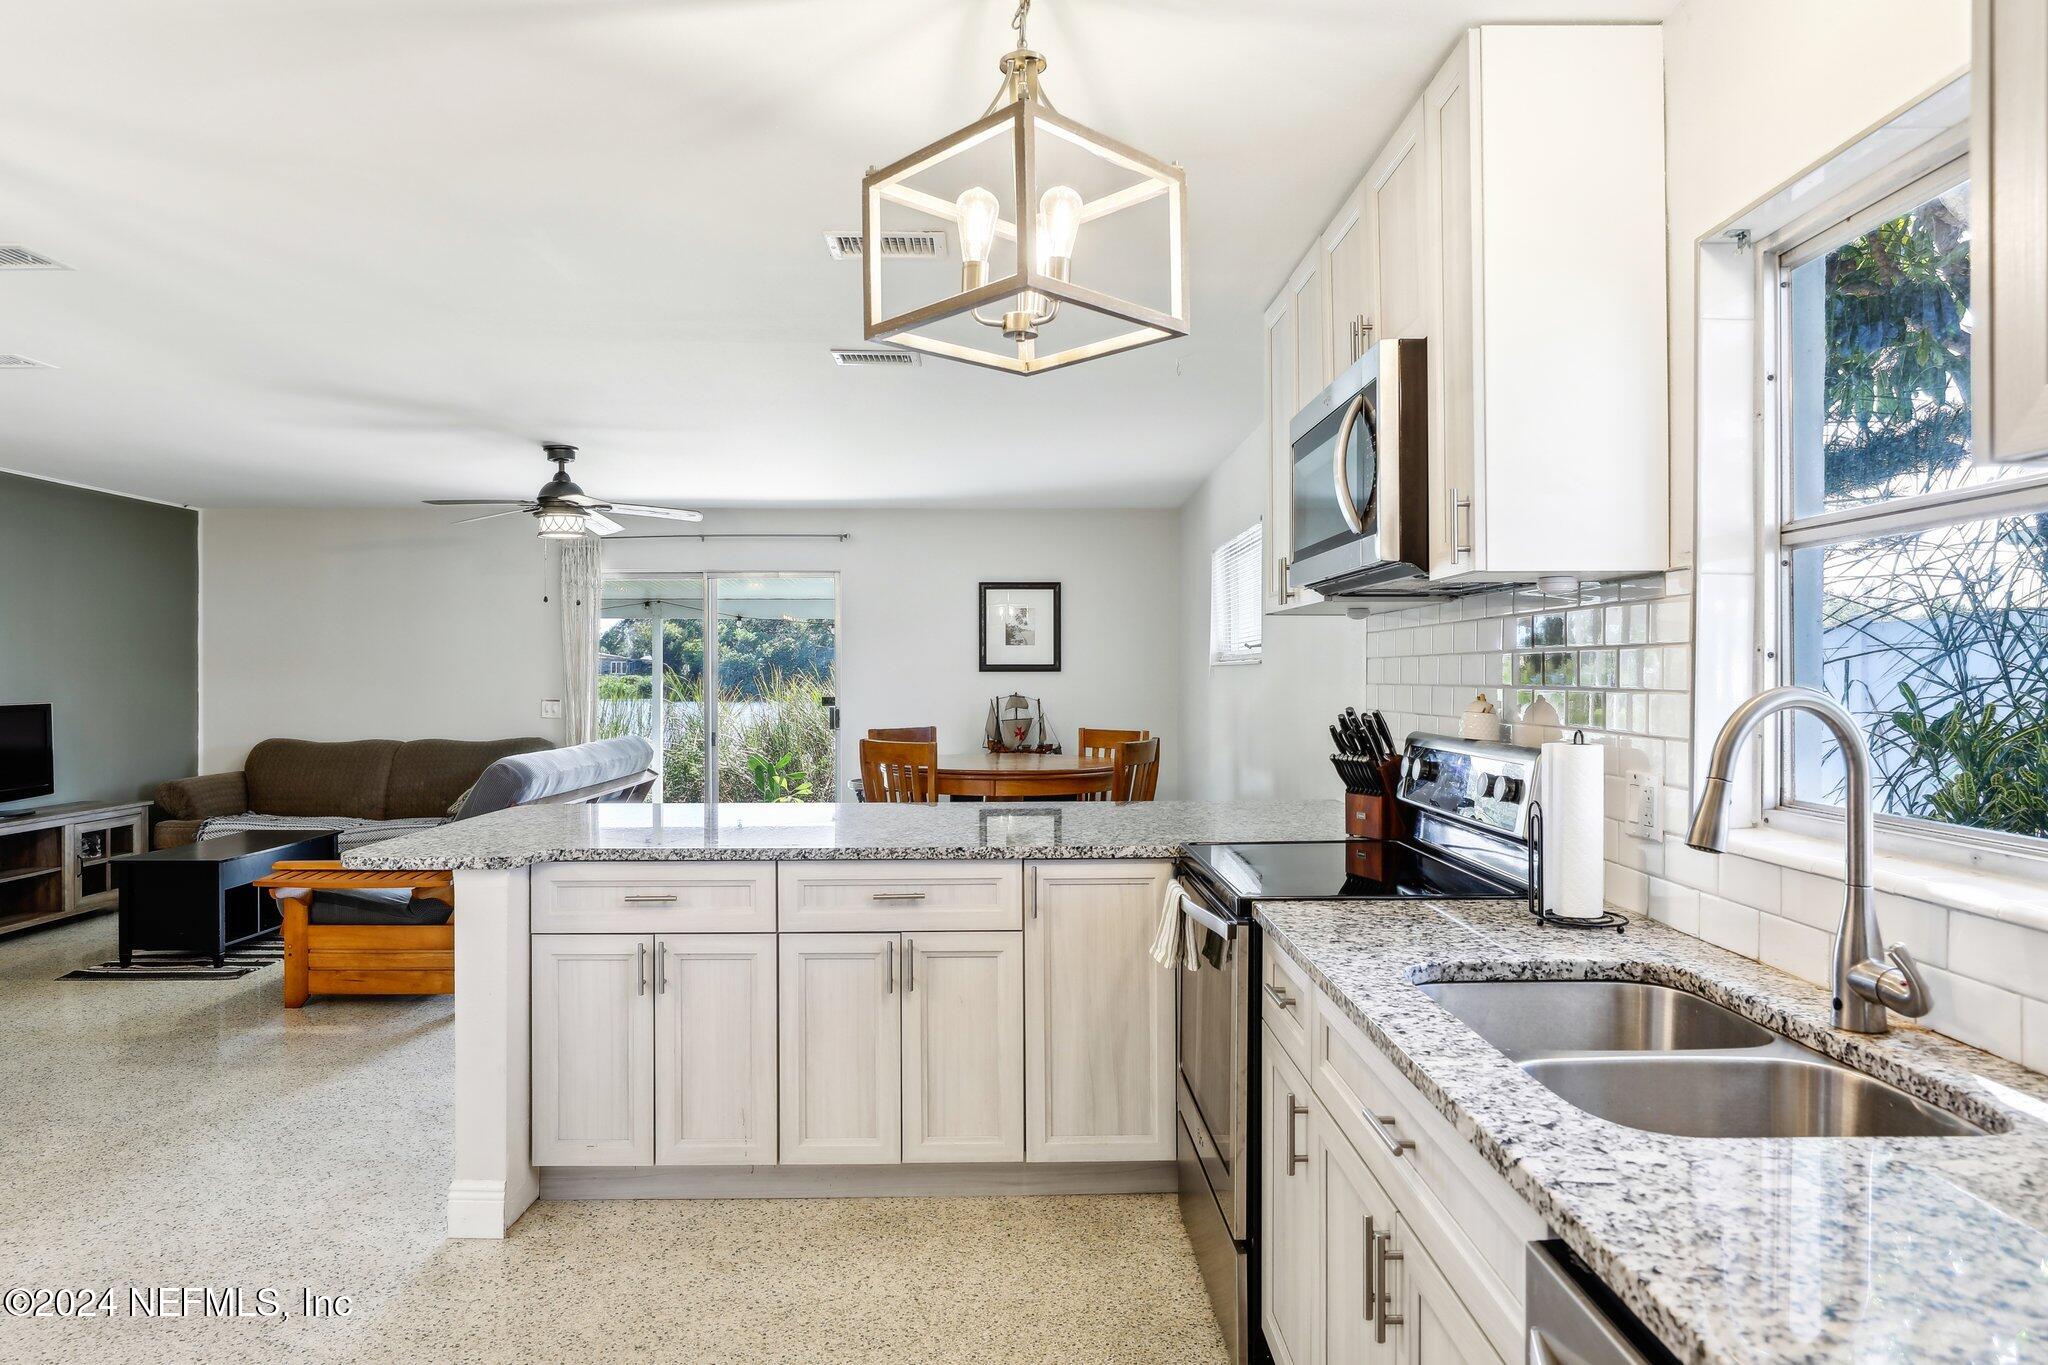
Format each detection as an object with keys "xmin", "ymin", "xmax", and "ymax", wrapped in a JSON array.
[
  {"xmin": 1779, "ymin": 868, "xmax": 1846, "ymax": 932},
  {"xmin": 1652, "ymin": 600, "xmax": 1690, "ymax": 642},
  {"xmin": 1663, "ymin": 839, "xmax": 1721, "ymax": 895},
  {"xmin": 1698, "ymin": 894, "xmax": 1760, "ymax": 957},
  {"xmin": 1606, "ymin": 864, "xmax": 1648, "ymax": 914},
  {"xmin": 1948, "ymin": 914, "xmax": 2047, "ymax": 997},
  {"xmin": 1919, "ymin": 965, "xmax": 2025, "ymax": 1063},
  {"xmin": 1716, "ymin": 855, "xmax": 1781, "ymax": 914},
  {"xmin": 1758, "ymin": 913, "xmax": 1831, "ymax": 987},
  {"xmin": 1874, "ymin": 892, "xmax": 1949, "ymax": 972},
  {"xmin": 1648, "ymin": 877, "xmax": 1701, "ymax": 935},
  {"xmin": 2025, "ymin": 999, "xmax": 2048, "ymax": 1074}
]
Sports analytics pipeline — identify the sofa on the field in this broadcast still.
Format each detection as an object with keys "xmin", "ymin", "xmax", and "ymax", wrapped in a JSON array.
[{"xmin": 153, "ymin": 736, "xmax": 554, "ymax": 849}]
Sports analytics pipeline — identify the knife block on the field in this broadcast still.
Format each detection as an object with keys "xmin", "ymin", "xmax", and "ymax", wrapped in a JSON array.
[{"xmin": 1343, "ymin": 757, "xmax": 1407, "ymax": 841}]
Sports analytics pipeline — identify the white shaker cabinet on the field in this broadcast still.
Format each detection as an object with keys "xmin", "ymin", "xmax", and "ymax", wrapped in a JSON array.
[
  {"xmin": 778, "ymin": 933, "xmax": 902, "ymax": 1165},
  {"xmin": 1317, "ymin": 1107, "xmax": 1400, "ymax": 1363},
  {"xmin": 532, "ymin": 934, "xmax": 655, "ymax": 1166},
  {"xmin": 1324, "ymin": 182, "xmax": 1374, "ymax": 374},
  {"xmin": 1365, "ymin": 102, "xmax": 1429, "ymax": 348},
  {"xmin": 901, "ymin": 931, "xmax": 1024, "ymax": 1163},
  {"xmin": 1262, "ymin": 1027, "xmax": 1319, "ymax": 1365},
  {"xmin": 1421, "ymin": 26, "xmax": 1668, "ymax": 582},
  {"xmin": 1974, "ymin": 0, "xmax": 2048, "ymax": 464},
  {"xmin": 1023, "ymin": 861, "xmax": 1177, "ymax": 1162},
  {"xmin": 653, "ymin": 934, "xmax": 778, "ymax": 1166},
  {"xmin": 1396, "ymin": 1216, "xmax": 1505, "ymax": 1365}
]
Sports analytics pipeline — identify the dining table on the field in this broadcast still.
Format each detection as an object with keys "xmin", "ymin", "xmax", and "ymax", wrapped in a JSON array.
[{"xmin": 932, "ymin": 750, "xmax": 1114, "ymax": 800}]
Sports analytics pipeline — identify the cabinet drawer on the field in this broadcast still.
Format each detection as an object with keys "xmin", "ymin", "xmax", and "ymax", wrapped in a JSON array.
[
  {"xmin": 1261, "ymin": 938, "xmax": 1312, "ymax": 1074},
  {"xmin": 531, "ymin": 863, "xmax": 776, "ymax": 933},
  {"xmin": 1311, "ymin": 989, "xmax": 1544, "ymax": 1360},
  {"xmin": 778, "ymin": 861, "xmax": 1022, "ymax": 931}
]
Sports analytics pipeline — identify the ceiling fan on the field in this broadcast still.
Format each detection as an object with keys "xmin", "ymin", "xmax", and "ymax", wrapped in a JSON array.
[{"xmin": 424, "ymin": 443, "xmax": 704, "ymax": 539}]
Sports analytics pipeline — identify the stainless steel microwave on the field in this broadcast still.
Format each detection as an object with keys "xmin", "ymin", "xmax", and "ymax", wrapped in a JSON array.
[{"xmin": 1285, "ymin": 338, "xmax": 1429, "ymax": 597}]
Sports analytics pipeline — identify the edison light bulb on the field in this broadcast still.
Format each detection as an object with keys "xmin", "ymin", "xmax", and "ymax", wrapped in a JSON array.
[
  {"xmin": 955, "ymin": 187, "xmax": 1000, "ymax": 266},
  {"xmin": 1037, "ymin": 185, "xmax": 1083, "ymax": 269}
]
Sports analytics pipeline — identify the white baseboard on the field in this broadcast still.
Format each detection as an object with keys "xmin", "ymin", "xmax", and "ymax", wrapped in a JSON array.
[
  {"xmin": 537, "ymin": 1160, "xmax": 1178, "ymax": 1201},
  {"xmin": 447, "ymin": 1172, "xmax": 540, "ymax": 1238}
]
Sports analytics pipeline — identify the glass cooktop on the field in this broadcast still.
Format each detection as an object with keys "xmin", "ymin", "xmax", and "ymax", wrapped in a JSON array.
[{"xmin": 1180, "ymin": 839, "xmax": 1518, "ymax": 912}]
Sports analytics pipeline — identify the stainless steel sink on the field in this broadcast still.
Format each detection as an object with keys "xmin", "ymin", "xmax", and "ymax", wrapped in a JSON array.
[
  {"xmin": 1417, "ymin": 978, "xmax": 1985, "ymax": 1138},
  {"xmin": 1520, "ymin": 1055, "xmax": 1984, "ymax": 1138},
  {"xmin": 1417, "ymin": 980, "xmax": 1774, "ymax": 1058}
]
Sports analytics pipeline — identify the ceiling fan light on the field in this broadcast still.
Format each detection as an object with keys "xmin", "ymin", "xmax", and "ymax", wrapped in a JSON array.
[{"xmin": 535, "ymin": 509, "xmax": 589, "ymax": 539}]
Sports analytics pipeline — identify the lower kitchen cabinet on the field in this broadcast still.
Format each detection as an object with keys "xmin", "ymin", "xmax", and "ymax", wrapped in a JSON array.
[
  {"xmin": 1024, "ymin": 861, "xmax": 1176, "ymax": 1161},
  {"xmin": 902, "ymin": 931, "xmax": 1024, "ymax": 1163},
  {"xmin": 532, "ymin": 934, "xmax": 655, "ymax": 1166},
  {"xmin": 654, "ymin": 934, "xmax": 778, "ymax": 1166},
  {"xmin": 779, "ymin": 933, "xmax": 902, "ymax": 1164},
  {"xmin": 1262, "ymin": 1026, "xmax": 1318, "ymax": 1365},
  {"xmin": 1397, "ymin": 1216, "xmax": 1503, "ymax": 1364},
  {"xmin": 1317, "ymin": 1108, "xmax": 1399, "ymax": 1362}
]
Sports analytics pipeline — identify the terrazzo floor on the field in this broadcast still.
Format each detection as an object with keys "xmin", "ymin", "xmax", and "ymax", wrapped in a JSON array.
[{"xmin": 0, "ymin": 915, "xmax": 1227, "ymax": 1364}]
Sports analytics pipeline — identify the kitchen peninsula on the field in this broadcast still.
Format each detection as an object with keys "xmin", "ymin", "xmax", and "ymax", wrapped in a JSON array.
[{"xmin": 347, "ymin": 799, "xmax": 1346, "ymax": 1238}]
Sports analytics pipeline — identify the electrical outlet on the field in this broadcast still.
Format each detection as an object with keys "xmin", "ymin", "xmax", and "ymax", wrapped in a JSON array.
[
  {"xmin": 1623, "ymin": 769, "xmax": 1661, "ymax": 840},
  {"xmin": 541, "ymin": 699, "xmax": 564, "ymax": 719}
]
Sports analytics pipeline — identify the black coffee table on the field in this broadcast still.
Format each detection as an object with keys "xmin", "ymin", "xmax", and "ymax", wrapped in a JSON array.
[{"xmin": 114, "ymin": 830, "xmax": 340, "ymax": 967}]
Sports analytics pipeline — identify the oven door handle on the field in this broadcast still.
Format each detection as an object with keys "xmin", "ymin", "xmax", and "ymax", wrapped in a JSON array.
[{"xmin": 1177, "ymin": 887, "xmax": 1238, "ymax": 940}]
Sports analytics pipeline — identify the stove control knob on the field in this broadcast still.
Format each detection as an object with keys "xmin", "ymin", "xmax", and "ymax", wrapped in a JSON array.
[
  {"xmin": 1416, "ymin": 756, "xmax": 1440, "ymax": 782},
  {"xmin": 1480, "ymin": 773, "xmax": 1500, "ymax": 799},
  {"xmin": 1499, "ymin": 776, "xmax": 1525, "ymax": 804}
]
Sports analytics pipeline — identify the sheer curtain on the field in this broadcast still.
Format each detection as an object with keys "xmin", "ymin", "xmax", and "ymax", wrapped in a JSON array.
[{"xmin": 560, "ymin": 535, "xmax": 602, "ymax": 744}]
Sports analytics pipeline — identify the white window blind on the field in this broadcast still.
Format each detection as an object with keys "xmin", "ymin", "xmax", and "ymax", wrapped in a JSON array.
[{"xmin": 1209, "ymin": 523, "xmax": 1264, "ymax": 665}]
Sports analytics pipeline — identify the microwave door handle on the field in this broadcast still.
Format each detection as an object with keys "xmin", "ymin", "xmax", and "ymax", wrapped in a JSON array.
[{"xmin": 1333, "ymin": 392, "xmax": 1371, "ymax": 534}]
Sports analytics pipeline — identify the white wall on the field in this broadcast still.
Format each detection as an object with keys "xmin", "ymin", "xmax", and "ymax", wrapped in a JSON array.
[
  {"xmin": 1176, "ymin": 426, "xmax": 1369, "ymax": 800},
  {"xmin": 601, "ymin": 507, "xmax": 1181, "ymax": 796},
  {"xmin": 202, "ymin": 505, "xmax": 1183, "ymax": 790},
  {"xmin": 200, "ymin": 509, "xmax": 569, "ymax": 771},
  {"xmin": 1663, "ymin": 0, "xmax": 1970, "ymax": 567}
]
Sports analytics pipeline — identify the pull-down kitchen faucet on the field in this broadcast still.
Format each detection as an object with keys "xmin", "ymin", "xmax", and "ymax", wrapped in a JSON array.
[{"xmin": 1687, "ymin": 686, "xmax": 1932, "ymax": 1034}]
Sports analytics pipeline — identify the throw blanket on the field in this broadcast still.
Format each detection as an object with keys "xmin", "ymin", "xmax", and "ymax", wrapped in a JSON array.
[{"xmin": 195, "ymin": 813, "xmax": 448, "ymax": 852}]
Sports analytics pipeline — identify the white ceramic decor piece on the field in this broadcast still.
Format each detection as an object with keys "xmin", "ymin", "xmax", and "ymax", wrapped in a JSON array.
[
  {"xmin": 1511, "ymin": 696, "xmax": 1561, "ymax": 748},
  {"xmin": 1458, "ymin": 692, "xmax": 1501, "ymax": 742}
]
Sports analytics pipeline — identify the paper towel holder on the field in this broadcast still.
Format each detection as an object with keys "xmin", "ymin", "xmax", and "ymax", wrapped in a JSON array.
[{"xmin": 1525, "ymin": 797, "xmax": 1628, "ymax": 933}]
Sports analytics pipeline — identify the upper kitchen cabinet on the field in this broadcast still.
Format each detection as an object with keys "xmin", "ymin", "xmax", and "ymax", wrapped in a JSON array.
[
  {"xmin": 1424, "ymin": 26, "xmax": 1669, "ymax": 581},
  {"xmin": 1365, "ymin": 104, "xmax": 1429, "ymax": 348},
  {"xmin": 1974, "ymin": 0, "xmax": 2048, "ymax": 464},
  {"xmin": 1323, "ymin": 183, "xmax": 1373, "ymax": 374},
  {"xmin": 1265, "ymin": 249, "xmax": 1330, "ymax": 614}
]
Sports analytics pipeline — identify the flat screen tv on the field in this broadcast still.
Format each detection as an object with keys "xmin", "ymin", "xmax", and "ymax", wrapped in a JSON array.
[{"xmin": 0, "ymin": 704, "xmax": 55, "ymax": 804}]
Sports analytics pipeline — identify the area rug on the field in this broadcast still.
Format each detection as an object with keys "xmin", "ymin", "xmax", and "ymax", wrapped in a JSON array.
[{"xmin": 62, "ymin": 941, "xmax": 284, "ymax": 980}]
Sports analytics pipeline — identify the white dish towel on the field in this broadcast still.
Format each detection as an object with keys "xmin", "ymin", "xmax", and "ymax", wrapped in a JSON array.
[{"xmin": 1150, "ymin": 877, "xmax": 1201, "ymax": 971}]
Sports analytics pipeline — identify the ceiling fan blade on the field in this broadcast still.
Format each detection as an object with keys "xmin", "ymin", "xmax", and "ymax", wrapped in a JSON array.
[
  {"xmin": 454, "ymin": 507, "xmax": 535, "ymax": 525},
  {"xmin": 604, "ymin": 502, "xmax": 705, "ymax": 522},
  {"xmin": 559, "ymin": 492, "xmax": 606, "ymax": 506},
  {"xmin": 585, "ymin": 511, "xmax": 624, "ymax": 536},
  {"xmin": 423, "ymin": 499, "xmax": 529, "ymax": 506}
]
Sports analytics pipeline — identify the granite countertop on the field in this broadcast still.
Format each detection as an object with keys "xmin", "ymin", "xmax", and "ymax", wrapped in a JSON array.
[
  {"xmin": 342, "ymin": 799, "xmax": 1347, "ymax": 870},
  {"xmin": 1257, "ymin": 898, "xmax": 2048, "ymax": 1364}
]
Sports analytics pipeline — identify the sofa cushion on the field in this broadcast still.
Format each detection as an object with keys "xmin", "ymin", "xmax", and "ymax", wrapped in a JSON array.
[
  {"xmin": 308, "ymin": 888, "xmax": 454, "ymax": 926},
  {"xmin": 384, "ymin": 737, "xmax": 552, "ymax": 818},
  {"xmin": 245, "ymin": 739, "xmax": 399, "ymax": 819},
  {"xmin": 457, "ymin": 736, "xmax": 656, "ymax": 818}
]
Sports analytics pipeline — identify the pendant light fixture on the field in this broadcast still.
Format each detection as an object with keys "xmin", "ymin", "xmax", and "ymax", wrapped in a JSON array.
[{"xmin": 860, "ymin": 0, "xmax": 1188, "ymax": 375}]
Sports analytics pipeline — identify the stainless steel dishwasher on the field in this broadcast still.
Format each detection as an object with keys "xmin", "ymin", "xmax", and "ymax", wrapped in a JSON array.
[{"xmin": 1525, "ymin": 1242, "xmax": 1678, "ymax": 1364}]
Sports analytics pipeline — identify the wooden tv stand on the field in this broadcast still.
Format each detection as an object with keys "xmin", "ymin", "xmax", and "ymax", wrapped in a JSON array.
[{"xmin": 0, "ymin": 800, "xmax": 151, "ymax": 938}]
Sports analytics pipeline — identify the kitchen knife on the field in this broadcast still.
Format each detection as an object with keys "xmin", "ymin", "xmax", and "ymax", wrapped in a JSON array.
[
  {"xmin": 1341, "ymin": 710, "xmax": 1371, "ymax": 758},
  {"xmin": 1371, "ymin": 710, "xmax": 1397, "ymax": 757},
  {"xmin": 1330, "ymin": 723, "xmax": 1351, "ymax": 757},
  {"xmin": 1357, "ymin": 714, "xmax": 1385, "ymax": 761}
]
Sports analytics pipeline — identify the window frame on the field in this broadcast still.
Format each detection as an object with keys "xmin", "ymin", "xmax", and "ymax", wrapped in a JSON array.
[
  {"xmin": 1758, "ymin": 151, "xmax": 2048, "ymax": 864},
  {"xmin": 1209, "ymin": 522, "xmax": 1264, "ymax": 666}
]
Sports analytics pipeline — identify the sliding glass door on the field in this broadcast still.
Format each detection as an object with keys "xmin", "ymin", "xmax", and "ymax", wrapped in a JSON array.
[{"xmin": 598, "ymin": 573, "xmax": 838, "ymax": 805}]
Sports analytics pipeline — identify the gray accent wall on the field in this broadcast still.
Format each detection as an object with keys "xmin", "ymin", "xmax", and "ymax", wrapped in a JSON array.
[{"xmin": 0, "ymin": 473, "xmax": 197, "ymax": 811}]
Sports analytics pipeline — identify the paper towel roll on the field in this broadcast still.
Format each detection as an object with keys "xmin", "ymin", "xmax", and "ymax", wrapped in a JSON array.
[{"xmin": 1539, "ymin": 737, "xmax": 1606, "ymax": 920}]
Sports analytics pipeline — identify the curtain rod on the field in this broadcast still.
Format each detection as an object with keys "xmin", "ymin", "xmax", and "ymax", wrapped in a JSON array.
[{"xmin": 602, "ymin": 532, "xmax": 850, "ymax": 542}]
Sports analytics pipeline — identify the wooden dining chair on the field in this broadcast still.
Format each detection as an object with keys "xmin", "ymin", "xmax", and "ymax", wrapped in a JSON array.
[
  {"xmin": 1111, "ymin": 737, "xmax": 1162, "ymax": 802},
  {"xmin": 1076, "ymin": 727, "xmax": 1149, "ymax": 760},
  {"xmin": 858, "ymin": 738, "xmax": 939, "ymax": 804},
  {"xmin": 868, "ymin": 726, "xmax": 938, "ymax": 744}
]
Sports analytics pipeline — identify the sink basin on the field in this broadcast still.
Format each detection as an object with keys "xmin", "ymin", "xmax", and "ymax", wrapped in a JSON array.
[
  {"xmin": 1417, "ymin": 980, "xmax": 1775, "ymax": 1058},
  {"xmin": 1520, "ymin": 1055, "xmax": 1985, "ymax": 1138}
]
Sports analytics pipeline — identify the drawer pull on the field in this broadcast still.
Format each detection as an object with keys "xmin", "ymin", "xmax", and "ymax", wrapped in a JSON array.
[
  {"xmin": 1286, "ymin": 1093, "xmax": 1309, "ymax": 1173},
  {"xmin": 1365, "ymin": 1111, "xmax": 1415, "ymax": 1158},
  {"xmin": 1265, "ymin": 982, "xmax": 1299, "ymax": 1013},
  {"xmin": 623, "ymin": 894, "xmax": 679, "ymax": 904},
  {"xmin": 871, "ymin": 891, "xmax": 928, "ymax": 902}
]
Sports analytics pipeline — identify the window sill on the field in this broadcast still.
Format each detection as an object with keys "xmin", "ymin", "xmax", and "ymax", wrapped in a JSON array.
[{"xmin": 1724, "ymin": 825, "xmax": 2048, "ymax": 933}]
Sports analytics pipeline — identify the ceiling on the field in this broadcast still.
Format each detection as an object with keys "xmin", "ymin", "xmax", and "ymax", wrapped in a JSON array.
[{"xmin": 0, "ymin": 0, "xmax": 1675, "ymax": 512}]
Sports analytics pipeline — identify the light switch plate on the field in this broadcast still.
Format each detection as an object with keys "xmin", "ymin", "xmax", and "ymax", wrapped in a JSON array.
[
  {"xmin": 1624, "ymin": 769, "xmax": 1660, "ymax": 840},
  {"xmin": 541, "ymin": 699, "xmax": 564, "ymax": 719}
]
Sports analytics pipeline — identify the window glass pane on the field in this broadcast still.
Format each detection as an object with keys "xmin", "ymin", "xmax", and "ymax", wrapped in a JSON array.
[
  {"xmin": 596, "ymin": 577, "xmax": 706, "ymax": 802},
  {"xmin": 1785, "ymin": 179, "xmax": 2002, "ymax": 517},
  {"xmin": 1787, "ymin": 512, "xmax": 2048, "ymax": 838},
  {"xmin": 712, "ymin": 575, "xmax": 838, "ymax": 803}
]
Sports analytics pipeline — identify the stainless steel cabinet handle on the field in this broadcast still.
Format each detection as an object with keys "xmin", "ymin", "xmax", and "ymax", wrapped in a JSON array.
[
  {"xmin": 905, "ymin": 938, "xmax": 915, "ymax": 993},
  {"xmin": 1333, "ymin": 392, "xmax": 1372, "ymax": 534},
  {"xmin": 885, "ymin": 940, "xmax": 895, "ymax": 993},
  {"xmin": 871, "ymin": 891, "xmax": 927, "ymax": 902},
  {"xmin": 1362, "ymin": 315, "xmax": 1375, "ymax": 350},
  {"xmin": 1276, "ymin": 555, "xmax": 1294, "ymax": 604},
  {"xmin": 1363, "ymin": 1214, "xmax": 1377, "ymax": 1321},
  {"xmin": 1286, "ymin": 1093, "xmax": 1309, "ymax": 1173},
  {"xmin": 624, "ymin": 894, "xmax": 678, "ymax": 904},
  {"xmin": 1374, "ymin": 1230, "xmax": 1404, "ymax": 1344},
  {"xmin": 636, "ymin": 942, "xmax": 647, "ymax": 996},
  {"xmin": 1365, "ymin": 1111, "xmax": 1416, "ymax": 1158},
  {"xmin": 1264, "ymin": 982, "xmax": 1298, "ymax": 1013},
  {"xmin": 1447, "ymin": 485, "xmax": 1472, "ymax": 557},
  {"xmin": 657, "ymin": 941, "xmax": 669, "ymax": 995}
]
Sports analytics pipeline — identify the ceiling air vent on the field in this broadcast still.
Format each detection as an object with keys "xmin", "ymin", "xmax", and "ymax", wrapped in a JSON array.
[
  {"xmin": 0, "ymin": 354, "xmax": 54, "ymax": 368},
  {"xmin": 830, "ymin": 348, "xmax": 918, "ymax": 368},
  {"xmin": 823, "ymin": 229, "xmax": 947, "ymax": 261},
  {"xmin": 0, "ymin": 246, "xmax": 69, "ymax": 270}
]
